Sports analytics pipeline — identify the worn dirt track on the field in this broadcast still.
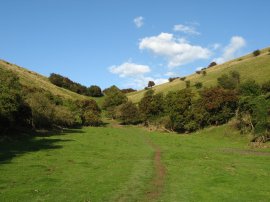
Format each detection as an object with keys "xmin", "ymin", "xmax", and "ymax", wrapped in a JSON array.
[{"xmin": 145, "ymin": 137, "xmax": 166, "ymax": 201}]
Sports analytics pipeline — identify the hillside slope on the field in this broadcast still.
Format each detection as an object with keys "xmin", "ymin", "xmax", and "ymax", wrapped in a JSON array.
[
  {"xmin": 128, "ymin": 47, "xmax": 270, "ymax": 103},
  {"xmin": 0, "ymin": 60, "xmax": 90, "ymax": 101}
]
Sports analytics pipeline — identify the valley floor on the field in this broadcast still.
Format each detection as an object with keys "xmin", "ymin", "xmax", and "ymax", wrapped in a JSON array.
[{"xmin": 0, "ymin": 125, "xmax": 270, "ymax": 201}]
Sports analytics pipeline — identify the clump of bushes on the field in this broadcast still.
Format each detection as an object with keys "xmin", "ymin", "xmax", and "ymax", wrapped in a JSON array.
[
  {"xmin": 49, "ymin": 73, "xmax": 103, "ymax": 97},
  {"xmin": 253, "ymin": 50, "xmax": 261, "ymax": 57}
]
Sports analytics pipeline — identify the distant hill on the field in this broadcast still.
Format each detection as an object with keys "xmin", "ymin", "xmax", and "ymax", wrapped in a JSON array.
[
  {"xmin": 128, "ymin": 47, "xmax": 270, "ymax": 103},
  {"xmin": 0, "ymin": 60, "xmax": 101, "ymax": 103}
]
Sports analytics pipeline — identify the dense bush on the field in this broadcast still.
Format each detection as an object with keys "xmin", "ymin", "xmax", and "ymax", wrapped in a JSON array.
[
  {"xmin": 117, "ymin": 101, "xmax": 141, "ymax": 124},
  {"xmin": 208, "ymin": 62, "xmax": 217, "ymax": 68},
  {"xmin": 217, "ymin": 71, "xmax": 240, "ymax": 90},
  {"xmin": 253, "ymin": 50, "xmax": 261, "ymax": 57},
  {"xmin": 236, "ymin": 95, "xmax": 270, "ymax": 142},
  {"xmin": 121, "ymin": 88, "xmax": 137, "ymax": 94},
  {"xmin": 0, "ymin": 68, "xmax": 32, "ymax": 132},
  {"xmin": 194, "ymin": 82, "xmax": 203, "ymax": 89},
  {"xmin": 240, "ymin": 80, "xmax": 261, "ymax": 96},
  {"xmin": 261, "ymin": 80, "xmax": 270, "ymax": 94},
  {"xmin": 87, "ymin": 85, "xmax": 103, "ymax": 97},
  {"xmin": 49, "ymin": 73, "xmax": 88, "ymax": 95},
  {"xmin": 139, "ymin": 90, "xmax": 164, "ymax": 124},
  {"xmin": 148, "ymin": 81, "xmax": 155, "ymax": 88},
  {"xmin": 103, "ymin": 86, "xmax": 128, "ymax": 118},
  {"xmin": 49, "ymin": 73, "xmax": 102, "ymax": 97},
  {"xmin": 200, "ymin": 87, "xmax": 239, "ymax": 125}
]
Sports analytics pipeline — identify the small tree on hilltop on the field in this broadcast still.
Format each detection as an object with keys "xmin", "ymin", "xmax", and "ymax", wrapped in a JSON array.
[
  {"xmin": 253, "ymin": 50, "xmax": 261, "ymax": 57},
  {"xmin": 208, "ymin": 62, "xmax": 217, "ymax": 68},
  {"xmin": 148, "ymin": 81, "xmax": 155, "ymax": 88}
]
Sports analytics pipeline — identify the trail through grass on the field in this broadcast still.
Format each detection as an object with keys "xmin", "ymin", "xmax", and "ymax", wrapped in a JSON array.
[{"xmin": 0, "ymin": 125, "xmax": 270, "ymax": 201}]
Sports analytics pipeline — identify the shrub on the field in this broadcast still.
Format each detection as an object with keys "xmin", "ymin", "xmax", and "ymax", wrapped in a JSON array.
[
  {"xmin": 185, "ymin": 80, "xmax": 190, "ymax": 88},
  {"xmin": 0, "ymin": 68, "xmax": 32, "ymax": 132},
  {"xmin": 87, "ymin": 85, "xmax": 103, "ymax": 97},
  {"xmin": 240, "ymin": 80, "xmax": 261, "ymax": 96},
  {"xmin": 202, "ymin": 70, "xmax": 207, "ymax": 76},
  {"xmin": 195, "ymin": 71, "xmax": 201, "ymax": 74},
  {"xmin": 217, "ymin": 71, "xmax": 240, "ymax": 90},
  {"xmin": 117, "ymin": 101, "xmax": 141, "ymax": 124},
  {"xmin": 139, "ymin": 90, "xmax": 164, "ymax": 123},
  {"xmin": 208, "ymin": 62, "xmax": 217, "ymax": 68},
  {"xmin": 253, "ymin": 50, "xmax": 261, "ymax": 57},
  {"xmin": 194, "ymin": 82, "xmax": 203, "ymax": 89},
  {"xmin": 26, "ymin": 92, "xmax": 55, "ymax": 129},
  {"xmin": 148, "ymin": 81, "xmax": 155, "ymax": 88},
  {"xmin": 121, "ymin": 88, "xmax": 137, "ymax": 94},
  {"xmin": 180, "ymin": 77, "xmax": 186, "ymax": 81},
  {"xmin": 261, "ymin": 80, "xmax": 270, "ymax": 94}
]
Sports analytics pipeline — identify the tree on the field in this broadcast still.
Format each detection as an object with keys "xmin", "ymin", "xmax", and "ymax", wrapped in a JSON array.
[
  {"xmin": 148, "ymin": 81, "xmax": 155, "ymax": 88},
  {"xmin": 194, "ymin": 82, "xmax": 203, "ymax": 89},
  {"xmin": 87, "ymin": 85, "xmax": 103, "ymax": 97},
  {"xmin": 117, "ymin": 101, "xmax": 141, "ymax": 124},
  {"xmin": 138, "ymin": 89, "xmax": 164, "ymax": 123},
  {"xmin": 200, "ymin": 87, "xmax": 239, "ymax": 125},
  {"xmin": 208, "ymin": 62, "xmax": 217, "ymax": 68},
  {"xmin": 253, "ymin": 49, "xmax": 261, "ymax": 57},
  {"xmin": 240, "ymin": 80, "xmax": 261, "ymax": 96},
  {"xmin": 0, "ymin": 69, "xmax": 32, "ymax": 132},
  {"xmin": 164, "ymin": 89, "xmax": 194, "ymax": 132},
  {"xmin": 102, "ymin": 87, "xmax": 128, "ymax": 118},
  {"xmin": 217, "ymin": 71, "xmax": 240, "ymax": 90},
  {"xmin": 76, "ymin": 99, "xmax": 102, "ymax": 126}
]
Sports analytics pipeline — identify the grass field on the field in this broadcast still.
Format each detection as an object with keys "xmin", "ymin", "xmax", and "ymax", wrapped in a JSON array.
[
  {"xmin": 128, "ymin": 47, "xmax": 270, "ymax": 103},
  {"xmin": 1, "ymin": 125, "xmax": 270, "ymax": 201}
]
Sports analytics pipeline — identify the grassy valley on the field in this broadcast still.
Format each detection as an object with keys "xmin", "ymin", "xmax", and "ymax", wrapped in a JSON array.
[{"xmin": 1, "ymin": 48, "xmax": 270, "ymax": 202}]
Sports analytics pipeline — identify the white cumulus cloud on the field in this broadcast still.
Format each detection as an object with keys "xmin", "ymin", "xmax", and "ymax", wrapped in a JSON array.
[
  {"xmin": 139, "ymin": 32, "xmax": 211, "ymax": 67},
  {"xmin": 215, "ymin": 36, "xmax": 246, "ymax": 64},
  {"xmin": 130, "ymin": 76, "xmax": 168, "ymax": 89},
  {"xmin": 134, "ymin": 16, "xmax": 144, "ymax": 28},
  {"xmin": 173, "ymin": 24, "xmax": 200, "ymax": 35},
  {"xmin": 109, "ymin": 62, "xmax": 150, "ymax": 77}
]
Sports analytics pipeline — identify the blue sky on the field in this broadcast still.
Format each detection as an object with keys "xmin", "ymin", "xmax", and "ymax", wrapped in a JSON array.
[{"xmin": 0, "ymin": 0, "xmax": 269, "ymax": 89}]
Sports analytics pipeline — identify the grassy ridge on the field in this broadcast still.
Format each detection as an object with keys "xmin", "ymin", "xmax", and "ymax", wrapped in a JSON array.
[
  {"xmin": 128, "ymin": 47, "xmax": 270, "ymax": 103},
  {"xmin": 0, "ymin": 125, "xmax": 269, "ymax": 201},
  {"xmin": 0, "ymin": 60, "xmax": 96, "ymax": 101}
]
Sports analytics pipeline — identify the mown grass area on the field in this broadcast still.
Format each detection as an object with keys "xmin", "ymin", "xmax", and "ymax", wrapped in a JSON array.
[
  {"xmin": 128, "ymin": 47, "xmax": 270, "ymax": 103},
  {"xmin": 149, "ymin": 125, "xmax": 270, "ymax": 201},
  {"xmin": 0, "ymin": 125, "xmax": 269, "ymax": 201}
]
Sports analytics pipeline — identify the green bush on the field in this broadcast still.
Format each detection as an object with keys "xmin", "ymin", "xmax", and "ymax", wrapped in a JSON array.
[
  {"xmin": 240, "ymin": 80, "xmax": 261, "ymax": 96},
  {"xmin": 253, "ymin": 50, "xmax": 261, "ymax": 57},
  {"xmin": 194, "ymin": 82, "xmax": 203, "ymax": 89},
  {"xmin": 117, "ymin": 101, "xmax": 141, "ymax": 124}
]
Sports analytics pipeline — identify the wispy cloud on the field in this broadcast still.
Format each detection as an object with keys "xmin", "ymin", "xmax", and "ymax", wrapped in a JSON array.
[
  {"xmin": 214, "ymin": 36, "xmax": 246, "ymax": 64},
  {"xmin": 139, "ymin": 32, "xmax": 211, "ymax": 68},
  {"xmin": 134, "ymin": 16, "xmax": 144, "ymax": 28},
  {"xmin": 173, "ymin": 24, "xmax": 200, "ymax": 35},
  {"xmin": 109, "ymin": 62, "xmax": 150, "ymax": 77}
]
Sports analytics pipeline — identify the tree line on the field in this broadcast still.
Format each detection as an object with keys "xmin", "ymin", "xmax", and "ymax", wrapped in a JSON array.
[
  {"xmin": 102, "ymin": 71, "xmax": 270, "ymax": 143},
  {"xmin": 49, "ymin": 73, "xmax": 103, "ymax": 97}
]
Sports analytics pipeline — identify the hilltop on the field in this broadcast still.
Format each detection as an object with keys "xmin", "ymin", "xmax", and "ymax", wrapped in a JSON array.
[
  {"xmin": 0, "ymin": 60, "xmax": 92, "ymax": 101},
  {"xmin": 128, "ymin": 47, "xmax": 270, "ymax": 103}
]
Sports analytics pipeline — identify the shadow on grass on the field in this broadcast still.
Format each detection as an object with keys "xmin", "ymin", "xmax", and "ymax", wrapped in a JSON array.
[{"xmin": 0, "ymin": 128, "xmax": 84, "ymax": 164}]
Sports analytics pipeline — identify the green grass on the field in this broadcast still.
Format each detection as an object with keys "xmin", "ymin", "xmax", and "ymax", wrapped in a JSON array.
[
  {"xmin": 128, "ymin": 47, "xmax": 270, "ymax": 103},
  {"xmin": 1, "ymin": 125, "xmax": 270, "ymax": 201}
]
